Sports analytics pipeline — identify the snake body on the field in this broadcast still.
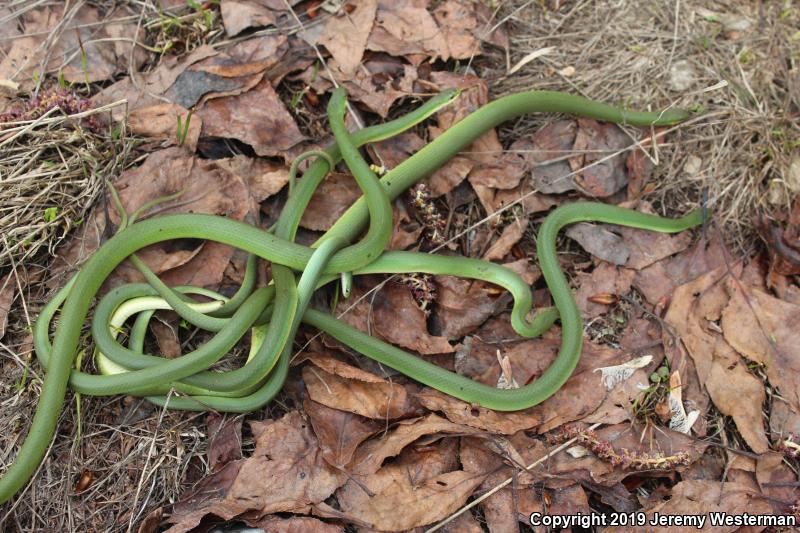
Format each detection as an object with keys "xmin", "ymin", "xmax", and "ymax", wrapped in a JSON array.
[{"xmin": 0, "ymin": 88, "xmax": 701, "ymax": 503}]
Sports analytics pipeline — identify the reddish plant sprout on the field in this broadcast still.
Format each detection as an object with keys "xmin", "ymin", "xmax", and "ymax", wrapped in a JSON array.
[
  {"xmin": 549, "ymin": 424, "xmax": 692, "ymax": 471},
  {"xmin": 409, "ymin": 183, "xmax": 446, "ymax": 246},
  {"xmin": 778, "ymin": 434, "xmax": 800, "ymax": 458},
  {"xmin": 401, "ymin": 274, "xmax": 437, "ymax": 315},
  {"xmin": 0, "ymin": 87, "xmax": 92, "ymax": 125}
]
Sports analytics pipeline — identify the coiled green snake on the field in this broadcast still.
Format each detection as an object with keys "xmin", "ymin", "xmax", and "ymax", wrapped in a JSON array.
[{"xmin": 0, "ymin": 88, "xmax": 703, "ymax": 503}]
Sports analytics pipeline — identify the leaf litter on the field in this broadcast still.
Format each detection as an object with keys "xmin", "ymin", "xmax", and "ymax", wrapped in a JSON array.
[{"xmin": 0, "ymin": 0, "xmax": 798, "ymax": 531}]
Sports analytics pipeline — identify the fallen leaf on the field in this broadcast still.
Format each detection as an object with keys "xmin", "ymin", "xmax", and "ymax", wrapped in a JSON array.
[
  {"xmin": 317, "ymin": 0, "xmax": 378, "ymax": 78},
  {"xmin": 304, "ymin": 398, "xmax": 381, "ymax": 468},
  {"xmin": 483, "ymin": 219, "xmax": 527, "ymax": 261},
  {"xmin": 665, "ymin": 266, "xmax": 770, "ymax": 453},
  {"xmin": 770, "ymin": 401, "xmax": 800, "ymax": 443},
  {"xmin": 302, "ymin": 356, "xmax": 416, "ymax": 419},
  {"xmin": 367, "ymin": 0, "xmax": 449, "ymax": 63},
  {"xmin": 432, "ymin": 274, "xmax": 508, "ymax": 339},
  {"xmin": 574, "ymin": 263, "xmax": 635, "ymax": 319},
  {"xmin": 337, "ymin": 438, "xmax": 485, "ymax": 531},
  {"xmin": 427, "ymin": 156, "xmax": 475, "ymax": 197},
  {"xmin": 460, "ymin": 432, "xmax": 550, "ymax": 531},
  {"xmin": 0, "ymin": 5, "xmax": 148, "ymax": 87},
  {"xmin": 167, "ymin": 411, "xmax": 345, "ymax": 532},
  {"xmin": 335, "ymin": 278, "xmax": 454, "ymax": 355},
  {"xmin": 633, "ymin": 235, "xmax": 728, "ymax": 306},
  {"xmin": 128, "ymin": 103, "xmax": 202, "ymax": 151},
  {"xmin": 150, "ymin": 318, "xmax": 182, "ymax": 359},
  {"xmin": 566, "ymin": 223, "xmax": 631, "ymax": 265},
  {"xmin": 197, "ymin": 77, "xmax": 305, "ymax": 158},
  {"xmin": 468, "ymin": 153, "xmax": 527, "ymax": 190},
  {"xmin": 570, "ymin": 119, "xmax": 630, "ymax": 197},
  {"xmin": 756, "ymin": 452, "xmax": 799, "ymax": 516},
  {"xmin": 300, "ymin": 173, "xmax": 361, "ymax": 231},
  {"xmin": 424, "ymin": 331, "xmax": 634, "ymax": 434},
  {"xmin": 511, "ymin": 120, "xmax": 577, "ymax": 194},
  {"xmin": 605, "ymin": 480, "xmax": 772, "ymax": 533},
  {"xmin": 206, "ymin": 412, "xmax": 242, "ymax": 472},
  {"xmin": 246, "ymin": 516, "xmax": 343, "ymax": 533},
  {"xmin": 432, "ymin": 1, "xmax": 481, "ymax": 60},
  {"xmin": 220, "ymin": 0, "xmax": 299, "ymax": 37},
  {"xmin": 352, "ymin": 413, "xmax": 479, "ymax": 475},
  {"xmin": 491, "ymin": 182, "xmax": 560, "ymax": 215},
  {"xmin": 722, "ymin": 281, "xmax": 800, "ymax": 413},
  {"xmin": 213, "ymin": 155, "xmax": 290, "ymax": 202}
]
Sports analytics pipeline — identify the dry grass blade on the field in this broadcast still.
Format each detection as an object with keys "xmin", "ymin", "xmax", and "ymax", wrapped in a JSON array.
[{"xmin": 0, "ymin": 98, "xmax": 132, "ymax": 272}]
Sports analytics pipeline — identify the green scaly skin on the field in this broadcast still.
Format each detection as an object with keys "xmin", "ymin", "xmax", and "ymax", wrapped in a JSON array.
[{"xmin": 0, "ymin": 89, "xmax": 701, "ymax": 503}]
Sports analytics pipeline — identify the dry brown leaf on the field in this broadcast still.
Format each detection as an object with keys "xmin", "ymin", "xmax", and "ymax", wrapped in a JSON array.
[
  {"xmin": 371, "ymin": 131, "xmax": 425, "ymax": 169},
  {"xmin": 0, "ymin": 8, "xmax": 21, "ymax": 57},
  {"xmin": 304, "ymin": 398, "xmax": 381, "ymax": 469},
  {"xmin": 433, "ymin": 274, "xmax": 508, "ymax": 339},
  {"xmin": 92, "ymin": 46, "xmax": 218, "ymax": 121},
  {"xmin": 220, "ymin": 0, "xmax": 299, "ymax": 36},
  {"xmin": 605, "ymin": 480, "xmax": 772, "ymax": 533},
  {"xmin": 483, "ymin": 218, "xmax": 527, "ymax": 262},
  {"xmin": 468, "ymin": 154, "xmax": 527, "ymax": 190},
  {"xmin": 432, "ymin": 0, "xmax": 481, "ymax": 59},
  {"xmin": 460, "ymin": 432, "xmax": 550, "ymax": 532},
  {"xmin": 491, "ymin": 183, "xmax": 560, "ymax": 215},
  {"xmin": 340, "ymin": 57, "xmax": 419, "ymax": 117},
  {"xmin": 128, "ymin": 103, "xmax": 202, "ymax": 151},
  {"xmin": 304, "ymin": 353, "xmax": 387, "ymax": 383},
  {"xmin": 197, "ymin": 77, "xmax": 305, "ymax": 157},
  {"xmin": 150, "ymin": 318, "xmax": 181, "ymax": 358},
  {"xmin": 511, "ymin": 120, "xmax": 577, "ymax": 194},
  {"xmin": 335, "ymin": 278, "xmax": 454, "ymax": 354},
  {"xmin": 427, "ymin": 156, "xmax": 474, "ymax": 197},
  {"xmin": 367, "ymin": 0, "xmax": 449, "ymax": 62},
  {"xmin": 300, "ymin": 173, "xmax": 361, "ymax": 231},
  {"xmin": 770, "ymin": 401, "xmax": 800, "ymax": 443},
  {"xmin": 0, "ymin": 275, "xmax": 12, "ymax": 339},
  {"xmin": 317, "ymin": 0, "xmax": 378, "ymax": 78},
  {"xmin": 574, "ymin": 263, "xmax": 635, "ymax": 319},
  {"xmin": 206, "ymin": 412, "xmax": 242, "ymax": 472},
  {"xmin": 0, "ymin": 5, "xmax": 148, "ymax": 87},
  {"xmin": 302, "ymin": 358, "xmax": 415, "ymax": 420},
  {"xmin": 246, "ymin": 516, "xmax": 343, "ymax": 533},
  {"xmin": 213, "ymin": 155, "xmax": 290, "ymax": 202},
  {"xmin": 503, "ymin": 258, "xmax": 541, "ymax": 285},
  {"xmin": 352, "ymin": 413, "xmax": 480, "ymax": 475},
  {"xmin": 337, "ymin": 438, "xmax": 485, "ymax": 531},
  {"xmin": 389, "ymin": 203, "xmax": 423, "ymax": 250},
  {"xmin": 756, "ymin": 452, "xmax": 799, "ymax": 516},
  {"xmin": 167, "ymin": 411, "xmax": 345, "ymax": 532},
  {"xmin": 665, "ymin": 266, "xmax": 770, "ymax": 453},
  {"xmin": 633, "ymin": 235, "xmax": 728, "ymax": 306},
  {"xmin": 570, "ymin": 119, "xmax": 630, "ymax": 197},
  {"xmin": 566, "ymin": 223, "xmax": 631, "ymax": 265},
  {"xmin": 722, "ymin": 281, "xmax": 800, "ymax": 413}
]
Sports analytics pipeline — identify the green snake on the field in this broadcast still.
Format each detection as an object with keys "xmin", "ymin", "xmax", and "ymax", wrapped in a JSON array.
[{"xmin": 0, "ymin": 88, "xmax": 702, "ymax": 503}]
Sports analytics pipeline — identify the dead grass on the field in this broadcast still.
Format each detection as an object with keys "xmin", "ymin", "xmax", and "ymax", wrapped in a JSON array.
[
  {"xmin": 0, "ymin": 97, "xmax": 132, "ymax": 272},
  {"xmin": 484, "ymin": 0, "xmax": 799, "ymax": 256}
]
